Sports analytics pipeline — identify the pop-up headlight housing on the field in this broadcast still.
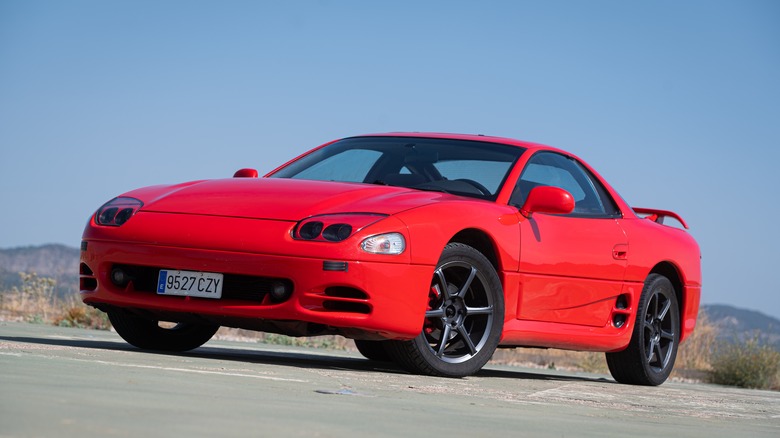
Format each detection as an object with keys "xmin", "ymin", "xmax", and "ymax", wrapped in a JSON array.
[
  {"xmin": 293, "ymin": 214, "xmax": 387, "ymax": 242},
  {"xmin": 95, "ymin": 197, "xmax": 144, "ymax": 227}
]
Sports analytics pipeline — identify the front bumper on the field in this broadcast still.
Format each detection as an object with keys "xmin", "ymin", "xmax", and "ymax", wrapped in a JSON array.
[{"xmin": 80, "ymin": 238, "xmax": 433, "ymax": 340}]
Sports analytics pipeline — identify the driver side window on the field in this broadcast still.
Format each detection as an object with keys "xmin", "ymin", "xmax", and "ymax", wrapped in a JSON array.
[{"xmin": 511, "ymin": 152, "xmax": 619, "ymax": 218}]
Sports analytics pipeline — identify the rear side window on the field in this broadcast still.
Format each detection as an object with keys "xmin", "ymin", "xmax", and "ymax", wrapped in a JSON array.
[{"xmin": 511, "ymin": 152, "xmax": 620, "ymax": 218}]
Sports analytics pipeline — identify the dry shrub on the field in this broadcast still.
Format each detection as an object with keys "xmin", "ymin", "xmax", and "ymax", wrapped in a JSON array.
[
  {"xmin": 675, "ymin": 312, "xmax": 718, "ymax": 372},
  {"xmin": 710, "ymin": 336, "xmax": 780, "ymax": 390},
  {"xmin": 1, "ymin": 272, "xmax": 57, "ymax": 322},
  {"xmin": 52, "ymin": 298, "xmax": 111, "ymax": 330},
  {"xmin": 0, "ymin": 272, "xmax": 111, "ymax": 330}
]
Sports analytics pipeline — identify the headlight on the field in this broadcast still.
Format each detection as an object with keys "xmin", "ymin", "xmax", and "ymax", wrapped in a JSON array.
[
  {"xmin": 293, "ymin": 214, "xmax": 386, "ymax": 242},
  {"xmin": 95, "ymin": 197, "xmax": 143, "ymax": 226},
  {"xmin": 360, "ymin": 233, "xmax": 406, "ymax": 255}
]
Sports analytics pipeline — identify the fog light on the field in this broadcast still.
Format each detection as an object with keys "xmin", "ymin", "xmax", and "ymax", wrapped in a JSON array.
[
  {"xmin": 110, "ymin": 268, "xmax": 131, "ymax": 287},
  {"xmin": 269, "ymin": 281, "xmax": 292, "ymax": 302}
]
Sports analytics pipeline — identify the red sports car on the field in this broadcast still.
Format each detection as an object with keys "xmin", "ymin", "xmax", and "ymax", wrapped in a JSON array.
[{"xmin": 80, "ymin": 133, "xmax": 701, "ymax": 385}]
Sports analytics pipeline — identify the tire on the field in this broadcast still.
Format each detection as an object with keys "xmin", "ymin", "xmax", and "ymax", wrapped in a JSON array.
[
  {"xmin": 606, "ymin": 274, "xmax": 680, "ymax": 386},
  {"xmin": 108, "ymin": 311, "xmax": 219, "ymax": 352},
  {"xmin": 386, "ymin": 243, "xmax": 504, "ymax": 377},
  {"xmin": 354, "ymin": 340, "xmax": 393, "ymax": 362}
]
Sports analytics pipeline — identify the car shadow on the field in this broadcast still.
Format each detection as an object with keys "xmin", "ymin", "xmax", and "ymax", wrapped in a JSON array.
[{"xmin": 0, "ymin": 334, "xmax": 612, "ymax": 384}]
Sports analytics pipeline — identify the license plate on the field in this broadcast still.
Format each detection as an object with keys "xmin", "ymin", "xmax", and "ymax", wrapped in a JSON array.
[{"xmin": 157, "ymin": 270, "xmax": 223, "ymax": 299}]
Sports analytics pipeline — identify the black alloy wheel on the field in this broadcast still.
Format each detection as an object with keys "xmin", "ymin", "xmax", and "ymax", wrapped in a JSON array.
[
  {"xmin": 606, "ymin": 274, "xmax": 680, "ymax": 385},
  {"xmin": 386, "ymin": 243, "xmax": 504, "ymax": 377}
]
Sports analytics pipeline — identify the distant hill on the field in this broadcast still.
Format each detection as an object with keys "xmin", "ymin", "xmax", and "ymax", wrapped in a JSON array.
[
  {"xmin": 1, "ymin": 245, "xmax": 779, "ymax": 349},
  {"xmin": 701, "ymin": 304, "xmax": 780, "ymax": 349},
  {"xmin": 0, "ymin": 244, "xmax": 80, "ymax": 298}
]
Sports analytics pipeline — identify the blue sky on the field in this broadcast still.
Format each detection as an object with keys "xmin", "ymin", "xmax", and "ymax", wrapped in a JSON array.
[{"xmin": 1, "ymin": 1, "xmax": 778, "ymax": 319}]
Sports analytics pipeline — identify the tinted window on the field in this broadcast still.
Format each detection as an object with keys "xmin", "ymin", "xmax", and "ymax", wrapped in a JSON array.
[
  {"xmin": 271, "ymin": 137, "xmax": 525, "ymax": 200},
  {"xmin": 511, "ymin": 152, "xmax": 620, "ymax": 217},
  {"xmin": 292, "ymin": 149, "xmax": 382, "ymax": 182}
]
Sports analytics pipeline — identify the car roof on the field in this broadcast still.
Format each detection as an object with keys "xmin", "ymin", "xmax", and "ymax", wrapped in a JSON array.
[{"xmin": 353, "ymin": 132, "xmax": 563, "ymax": 153}]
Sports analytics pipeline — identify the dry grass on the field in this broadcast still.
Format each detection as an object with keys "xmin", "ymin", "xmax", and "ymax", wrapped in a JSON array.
[
  {"xmin": 710, "ymin": 335, "xmax": 780, "ymax": 390},
  {"xmin": 673, "ymin": 312, "xmax": 719, "ymax": 380},
  {"xmin": 0, "ymin": 272, "xmax": 110, "ymax": 329},
  {"xmin": 0, "ymin": 272, "xmax": 57, "ymax": 322}
]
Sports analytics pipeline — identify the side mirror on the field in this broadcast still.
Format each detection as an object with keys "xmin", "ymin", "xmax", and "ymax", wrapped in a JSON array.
[
  {"xmin": 233, "ymin": 168, "xmax": 259, "ymax": 178},
  {"xmin": 520, "ymin": 186, "xmax": 575, "ymax": 218}
]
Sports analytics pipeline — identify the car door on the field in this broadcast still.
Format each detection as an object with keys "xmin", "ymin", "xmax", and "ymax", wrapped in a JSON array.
[{"xmin": 510, "ymin": 152, "xmax": 628, "ymax": 327}]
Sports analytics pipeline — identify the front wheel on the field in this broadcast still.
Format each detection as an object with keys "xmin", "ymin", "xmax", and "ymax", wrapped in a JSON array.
[
  {"xmin": 108, "ymin": 311, "xmax": 219, "ymax": 352},
  {"xmin": 386, "ymin": 243, "xmax": 504, "ymax": 377},
  {"xmin": 606, "ymin": 274, "xmax": 680, "ymax": 385},
  {"xmin": 354, "ymin": 340, "xmax": 393, "ymax": 362}
]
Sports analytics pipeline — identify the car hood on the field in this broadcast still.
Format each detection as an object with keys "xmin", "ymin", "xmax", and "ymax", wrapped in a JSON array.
[{"xmin": 133, "ymin": 178, "xmax": 458, "ymax": 221}]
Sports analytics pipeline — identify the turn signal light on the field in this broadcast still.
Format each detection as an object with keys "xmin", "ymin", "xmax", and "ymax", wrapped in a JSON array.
[{"xmin": 360, "ymin": 233, "xmax": 406, "ymax": 255}]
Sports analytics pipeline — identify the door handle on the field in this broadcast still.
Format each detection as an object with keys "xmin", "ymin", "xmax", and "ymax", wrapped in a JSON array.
[{"xmin": 612, "ymin": 244, "xmax": 629, "ymax": 260}]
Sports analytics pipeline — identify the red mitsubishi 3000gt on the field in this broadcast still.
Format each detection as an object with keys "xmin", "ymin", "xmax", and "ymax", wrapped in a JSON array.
[{"xmin": 80, "ymin": 133, "xmax": 701, "ymax": 385}]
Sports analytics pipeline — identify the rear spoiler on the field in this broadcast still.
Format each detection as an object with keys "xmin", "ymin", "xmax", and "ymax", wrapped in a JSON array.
[{"xmin": 632, "ymin": 207, "xmax": 689, "ymax": 229}]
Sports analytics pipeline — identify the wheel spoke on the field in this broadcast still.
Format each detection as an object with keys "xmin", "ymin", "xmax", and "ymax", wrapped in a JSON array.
[
  {"xmin": 457, "ymin": 325, "xmax": 477, "ymax": 355},
  {"xmin": 465, "ymin": 305, "xmax": 493, "ymax": 316},
  {"xmin": 436, "ymin": 325, "xmax": 452, "ymax": 357},
  {"xmin": 434, "ymin": 268, "xmax": 451, "ymax": 300},
  {"xmin": 660, "ymin": 329, "xmax": 675, "ymax": 341},
  {"xmin": 657, "ymin": 298, "xmax": 671, "ymax": 321},
  {"xmin": 651, "ymin": 295, "xmax": 659, "ymax": 320},
  {"xmin": 646, "ymin": 339, "xmax": 657, "ymax": 362},
  {"xmin": 426, "ymin": 308, "xmax": 445, "ymax": 318},
  {"xmin": 455, "ymin": 266, "xmax": 478, "ymax": 298},
  {"xmin": 654, "ymin": 342, "xmax": 665, "ymax": 366}
]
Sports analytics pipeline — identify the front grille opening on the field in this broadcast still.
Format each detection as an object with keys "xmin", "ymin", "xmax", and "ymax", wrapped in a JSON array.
[
  {"xmin": 322, "ymin": 300, "xmax": 371, "ymax": 314},
  {"xmin": 109, "ymin": 264, "xmax": 293, "ymax": 304},
  {"xmin": 80, "ymin": 277, "xmax": 97, "ymax": 291},
  {"xmin": 80, "ymin": 263, "xmax": 94, "ymax": 276},
  {"xmin": 324, "ymin": 286, "xmax": 368, "ymax": 300}
]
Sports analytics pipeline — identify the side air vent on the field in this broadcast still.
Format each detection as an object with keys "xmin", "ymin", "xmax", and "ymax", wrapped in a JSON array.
[
  {"xmin": 612, "ymin": 294, "xmax": 631, "ymax": 328},
  {"xmin": 615, "ymin": 294, "xmax": 629, "ymax": 310}
]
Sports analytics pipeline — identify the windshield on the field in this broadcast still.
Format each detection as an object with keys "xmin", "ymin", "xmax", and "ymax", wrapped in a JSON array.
[{"xmin": 270, "ymin": 136, "xmax": 525, "ymax": 200}]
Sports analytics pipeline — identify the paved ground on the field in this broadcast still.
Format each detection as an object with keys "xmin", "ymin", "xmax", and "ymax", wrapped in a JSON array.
[{"xmin": 1, "ymin": 321, "xmax": 778, "ymax": 437}]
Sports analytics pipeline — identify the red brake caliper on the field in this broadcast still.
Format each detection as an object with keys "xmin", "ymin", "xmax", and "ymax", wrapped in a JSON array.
[{"xmin": 424, "ymin": 285, "xmax": 442, "ymax": 335}]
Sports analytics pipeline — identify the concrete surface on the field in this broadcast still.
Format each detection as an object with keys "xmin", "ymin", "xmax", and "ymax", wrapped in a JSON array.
[{"xmin": 1, "ymin": 321, "xmax": 778, "ymax": 437}]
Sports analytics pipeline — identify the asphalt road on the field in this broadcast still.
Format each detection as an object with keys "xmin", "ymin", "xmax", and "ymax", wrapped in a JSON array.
[{"xmin": 1, "ymin": 322, "xmax": 778, "ymax": 437}]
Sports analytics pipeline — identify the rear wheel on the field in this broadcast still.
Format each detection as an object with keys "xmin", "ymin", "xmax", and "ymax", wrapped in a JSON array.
[
  {"xmin": 108, "ymin": 311, "xmax": 219, "ymax": 352},
  {"xmin": 386, "ymin": 243, "xmax": 504, "ymax": 377},
  {"xmin": 606, "ymin": 274, "xmax": 680, "ymax": 385}
]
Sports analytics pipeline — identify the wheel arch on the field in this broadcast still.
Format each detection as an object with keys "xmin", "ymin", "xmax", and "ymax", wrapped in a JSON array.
[
  {"xmin": 648, "ymin": 261, "xmax": 686, "ymax": 341},
  {"xmin": 448, "ymin": 228, "xmax": 500, "ymax": 272}
]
